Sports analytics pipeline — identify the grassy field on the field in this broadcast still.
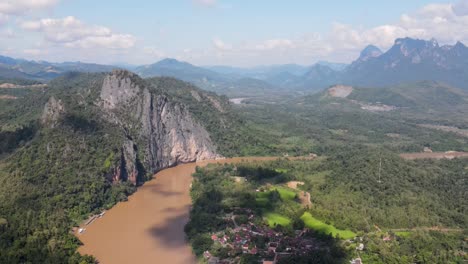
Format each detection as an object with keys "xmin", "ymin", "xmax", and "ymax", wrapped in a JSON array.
[
  {"xmin": 394, "ymin": 231, "xmax": 411, "ymax": 238},
  {"xmin": 255, "ymin": 197, "xmax": 269, "ymax": 207},
  {"xmin": 265, "ymin": 212, "xmax": 291, "ymax": 227},
  {"xmin": 256, "ymin": 187, "xmax": 297, "ymax": 202},
  {"xmin": 275, "ymin": 187, "xmax": 296, "ymax": 200},
  {"xmin": 301, "ymin": 212, "xmax": 356, "ymax": 239}
]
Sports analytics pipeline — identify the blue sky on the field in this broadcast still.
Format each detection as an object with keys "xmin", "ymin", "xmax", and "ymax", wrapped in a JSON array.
[{"xmin": 1, "ymin": 0, "xmax": 467, "ymax": 66}]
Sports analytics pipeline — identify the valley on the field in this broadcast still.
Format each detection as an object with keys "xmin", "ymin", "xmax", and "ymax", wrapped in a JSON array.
[
  {"xmin": 0, "ymin": 36, "xmax": 467, "ymax": 264},
  {"xmin": 75, "ymin": 157, "xmax": 280, "ymax": 264}
]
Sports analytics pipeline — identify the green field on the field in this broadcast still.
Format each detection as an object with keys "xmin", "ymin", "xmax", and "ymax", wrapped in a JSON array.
[
  {"xmin": 395, "ymin": 231, "xmax": 411, "ymax": 238},
  {"xmin": 265, "ymin": 212, "xmax": 291, "ymax": 227},
  {"xmin": 255, "ymin": 197, "xmax": 269, "ymax": 207},
  {"xmin": 256, "ymin": 187, "xmax": 296, "ymax": 200},
  {"xmin": 275, "ymin": 187, "xmax": 296, "ymax": 200},
  {"xmin": 301, "ymin": 212, "xmax": 356, "ymax": 239}
]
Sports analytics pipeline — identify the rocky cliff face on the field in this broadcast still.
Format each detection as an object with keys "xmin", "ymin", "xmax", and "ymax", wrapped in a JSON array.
[
  {"xmin": 100, "ymin": 70, "xmax": 219, "ymax": 184},
  {"xmin": 41, "ymin": 96, "xmax": 65, "ymax": 128},
  {"xmin": 109, "ymin": 139, "xmax": 139, "ymax": 183}
]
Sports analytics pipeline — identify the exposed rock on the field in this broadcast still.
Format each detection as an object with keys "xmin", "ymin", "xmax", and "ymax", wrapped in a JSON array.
[
  {"xmin": 190, "ymin": 90, "xmax": 202, "ymax": 102},
  {"xmin": 122, "ymin": 139, "xmax": 139, "ymax": 184},
  {"xmin": 0, "ymin": 95, "xmax": 17, "ymax": 100},
  {"xmin": 41, "ymin": 96, "xmax": 65, "ymax": 128},
  {"xmin": 100, "ymin": 69, "xmax": 140, "ymax": 109},
  {"xmin": 110, "ymin": 139, "xmax": 139, "ymax": 184},
  {"xmin": 0, "ymin": 83, "xmax": 47, "ymax": 89},
  {"xmin": 357, "ymin": 45, "xmax": 383, "ymax": 62},
  {"xmin": 139, "ymin": 93, "xmax": 219, "ymax": 173},
  {"xmin": 207, "ymin": 96, "xmax": 225, "ymax": 112},
  {"xmin": 327, "ymin": 85, "xmax": 353, "ymax": 98},
  {"xmin": 99, "ymin": 70, "xmax": 220, "ymax": 184}
]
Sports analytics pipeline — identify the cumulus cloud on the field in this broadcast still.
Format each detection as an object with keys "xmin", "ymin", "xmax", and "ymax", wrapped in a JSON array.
[
  {"xmin": 198, "ymin": 1, "xmax": 468, "ymax": 65},
  {"xmin": 20, "ymin": 16, "xmax": 136, "ymax": 49},
  {"xmin": 0, "ymin": 0, "xmax": 59, "ymax": 15},
  {"xmin": 452, "ymin": 0, "xmax": 468, "ymax": 16}
]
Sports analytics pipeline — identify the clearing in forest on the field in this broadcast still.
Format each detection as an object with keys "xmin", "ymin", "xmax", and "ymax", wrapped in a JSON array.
[{"xmin": 301, "ymin": 212, "xmax": 356, "ymax": 239}]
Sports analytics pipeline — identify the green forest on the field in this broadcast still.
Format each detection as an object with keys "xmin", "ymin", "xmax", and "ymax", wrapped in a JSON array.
[
  {"xmin": 0, "ymin": 73, "xmax": 467, "ymax": 263},
  {"xmin": 186, "ymin": 148, "xmax": 467, "ymax": 263}
]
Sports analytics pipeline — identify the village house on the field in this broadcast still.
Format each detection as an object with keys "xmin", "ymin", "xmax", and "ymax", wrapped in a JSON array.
[{"xmin": 350, "ymin": 257, "xmax": 363, "ymax": 264}]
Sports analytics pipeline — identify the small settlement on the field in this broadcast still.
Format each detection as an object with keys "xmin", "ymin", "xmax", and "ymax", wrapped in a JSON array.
[{"xmin": 203, "ymin": 208, "xmax": 333, "ymax": 264}]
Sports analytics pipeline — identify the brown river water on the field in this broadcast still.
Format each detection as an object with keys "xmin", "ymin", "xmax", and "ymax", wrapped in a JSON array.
[{"xmin": 77, "ymin": 157, "xmax": 282, "ymax": 264}]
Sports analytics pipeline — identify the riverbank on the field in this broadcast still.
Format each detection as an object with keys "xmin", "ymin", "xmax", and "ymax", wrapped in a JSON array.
[{"xmin": 76, "ymin": 157, "xmax": 285, "ymax": 264}]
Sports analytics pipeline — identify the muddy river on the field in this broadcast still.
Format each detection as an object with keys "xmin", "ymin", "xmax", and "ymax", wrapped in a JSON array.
[{"xmin": 77, "ymin": 157, "xmax": 281, "ymax": 264}]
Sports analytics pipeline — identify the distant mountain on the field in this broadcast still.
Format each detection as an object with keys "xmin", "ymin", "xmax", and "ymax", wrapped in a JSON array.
[
  {"xmin": 3, "ymin": 37, "xmax": 468, "ymax": 96},
  {"xmin": 343, "ymin": 38, "xmax": 468, "ymax": 89},
  {"xmin": 300, "ymin": 81, "xmax": 468, "ymax": 126},
  {"xmin": 315, "ymin": 61, "xmax": 348, "ymax": 71},
  {"xmin": 137, "ymin": 58, "xmax": 282, "ymax": 97},
  {"xmin": 206, "ymin": 63, "xmax": 316, "ymax": 92},
  {"xmin": 0, "ymin": 55, "xmax": 117, "ymax": 81},
  {"xmin": 347, "ymin": 81, "xmax": 468, "ymax": 110},
  {"xmin": 282, "ymin": 38, "xmax": 468, "ymax": 92},
  {"xmin": 136, "ymin": 58, "xmax": 229, "ymax": 83},
  {"xmin": 0, "ymin": 55, "xmax": 18, "ymax": 66},
  {"xmin": 301, "ymin": 64, "xmax": 340, "ymax": 89},
  {"xmin": 207, "ymin": 64, "xmax": 309, "ymax": 77},
  {"xmin": 354, "ymin": 45, "xmax": 383, "ymax": 63}
]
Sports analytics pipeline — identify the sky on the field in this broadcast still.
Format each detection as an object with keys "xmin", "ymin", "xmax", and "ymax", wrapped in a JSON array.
[{"xmin": 1, "ymin": 0, "xmax": 468, "ymax": 66}]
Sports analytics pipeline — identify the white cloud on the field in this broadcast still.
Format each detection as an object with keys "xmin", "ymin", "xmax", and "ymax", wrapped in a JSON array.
[
  {"xmin": 452, "ymin": 0, "xmax": 468, "ymax": 16},
  {"xmin": 314, "ymin": 2, "xmax": 468, "ymax": 60},
  {"xmin": 195, "ymin": 1, "xmax": 468, "ymax": 66},
  {"xmin": 193, "ymin": 0, "xmax": 217, "ymax": 7},
  {"xmin": 213, "ymin": 38, "xmax": 232, "ymax": 51},
  {"xmin": 0, "ymin": 13, "xmax": 8, "ymax": 26},
  {"xmin": 0, "ymin": 0, "xmax": 59, "ymax": 15},
  {"xmin": 20, "ymin": 16, "xmax": 136, "ymax": 49},
  {"xmin": 255, "ymin": 39, "xmax": 294, "ymax": 51},
  {"xmin": 1, "ymin": 28, "xmax": 15, "ymax": 38}
]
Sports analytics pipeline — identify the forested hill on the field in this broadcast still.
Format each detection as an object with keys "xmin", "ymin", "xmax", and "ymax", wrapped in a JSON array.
[{"xmin": 0, "ymin": 70, "xmax": 258, "ymax": 263}]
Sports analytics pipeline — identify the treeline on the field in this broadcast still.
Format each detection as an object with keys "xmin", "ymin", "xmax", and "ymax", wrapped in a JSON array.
[{"xmin": 317, "ymin": 146, "xmax": 467, "ymax": 230}]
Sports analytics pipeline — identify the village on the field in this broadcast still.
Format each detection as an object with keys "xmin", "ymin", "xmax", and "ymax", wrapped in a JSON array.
[{"xmin": 202, "ymin": 208, "xmax": 364, "ymax": 264}]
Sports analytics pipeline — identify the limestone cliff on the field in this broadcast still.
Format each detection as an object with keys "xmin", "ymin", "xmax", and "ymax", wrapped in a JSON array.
[
  {"xmin": 100, "ymin": 70, "xmax": 219, "ymax": 184},
  {"xmin": 41, "ymin": 96, "xmax": 65, "ymax": 128}
]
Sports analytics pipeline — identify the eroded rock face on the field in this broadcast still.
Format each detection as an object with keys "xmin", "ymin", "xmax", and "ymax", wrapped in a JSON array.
[
  {"xmin": 327, "ymin": 85, "xmax": 353, "ymax": 98},
  {"xmin": 111, "ymin": 139, "xmax": 139, "ymax": 184},
  {"xmin": 100, "ymin": 70, "xmax": 219, "ymax": 185},
  {"xmin": 41, "ymin": 96, "xmax": 65, "ymax": 128},
  {"xmin": 100, "ymin": 70, "xmax": 140, "ymax": 110},
  {"xmin": 140, "ymin": 95, "xmax": 218, "ymax": 173}
]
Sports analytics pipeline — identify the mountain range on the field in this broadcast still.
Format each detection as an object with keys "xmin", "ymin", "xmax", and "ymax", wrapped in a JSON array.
[
  {"xmin": 1, "ymin": 37, "xmax": 468, "ymax": 96},
  {"xmin": 0, "ymin": 56, "xmax": 115, "ymax": 81}
]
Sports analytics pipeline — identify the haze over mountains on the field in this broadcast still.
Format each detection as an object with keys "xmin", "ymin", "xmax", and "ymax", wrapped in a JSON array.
[{"xmin": 2, "ymin": 37, "xmax": 468, "ymax": 96}]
